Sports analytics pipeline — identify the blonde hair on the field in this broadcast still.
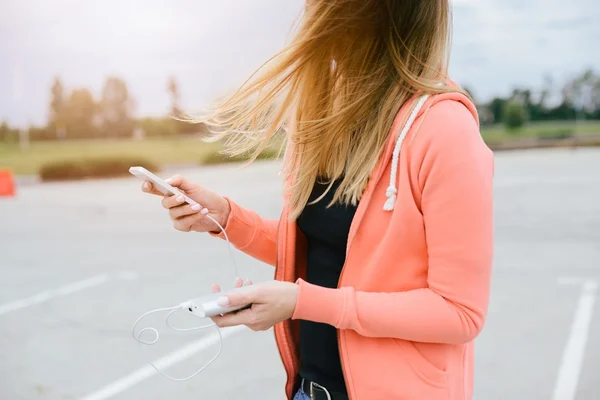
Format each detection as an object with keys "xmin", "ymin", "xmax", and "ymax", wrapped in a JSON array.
[{"xmin": 190, "ymin": 0, "xmax": 467, "ymax": 219}]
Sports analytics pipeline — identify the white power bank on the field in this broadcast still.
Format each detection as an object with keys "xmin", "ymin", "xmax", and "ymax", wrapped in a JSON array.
[{"xmin": 186, "ymin": 285, "xmax": 255, "ymax": 318}]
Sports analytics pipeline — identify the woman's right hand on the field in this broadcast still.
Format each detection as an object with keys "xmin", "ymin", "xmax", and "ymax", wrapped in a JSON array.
[{"xmin": 141, "ymin": 174, "xmax": 230, "ymax": 233}]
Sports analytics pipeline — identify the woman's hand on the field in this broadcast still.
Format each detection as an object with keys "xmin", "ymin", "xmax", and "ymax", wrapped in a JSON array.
[
  {"xmin": 210, "ymin": 280, "xmax": 299, "ymax": 331},
  {"xmin": 141, "ymin": 174, "xmax": 230, "ymax": 233}
]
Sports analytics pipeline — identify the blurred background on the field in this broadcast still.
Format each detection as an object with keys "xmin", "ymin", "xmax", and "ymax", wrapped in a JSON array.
[{"xmin": 1, "ymin": 0, "xmax": 599, "ymax": 399}]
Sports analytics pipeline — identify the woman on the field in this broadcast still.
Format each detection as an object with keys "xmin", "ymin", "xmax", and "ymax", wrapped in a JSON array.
[{"xmin": 143, "ymin": 1, "xmax": 494, "ymax": 399}]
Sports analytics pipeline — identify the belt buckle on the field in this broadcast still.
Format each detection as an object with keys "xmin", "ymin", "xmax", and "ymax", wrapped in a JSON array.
[{"xmin": 309, "ymin": 381, "xmax": 332, "ymax": 400}]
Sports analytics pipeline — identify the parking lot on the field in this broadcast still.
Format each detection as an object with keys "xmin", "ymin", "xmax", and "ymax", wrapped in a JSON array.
[{"xmin": 1, "ymin": 147, "xmax": 599, "ymax": 400}]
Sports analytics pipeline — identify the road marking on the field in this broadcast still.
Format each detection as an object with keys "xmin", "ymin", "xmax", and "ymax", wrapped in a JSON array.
[
  {"xmin": 0, "ymin": 271, "xmax": 137, "ymax": 316},
  {"xmin": 553, "ymin": 278, "xmax": 598, "ymax": 400},
  {"xmin": 0, "ymin": 274, "xmax": 110, "ymax": 316},
  {"xmin": 115, "ymin": 271, "xmax": 139, "ymax": 280},
  {"xmin": 80, "ymin": 325, "xmax": 247, "ymax": 400}
]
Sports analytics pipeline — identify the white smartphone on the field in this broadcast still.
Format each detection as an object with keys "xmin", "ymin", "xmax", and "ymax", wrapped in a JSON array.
[{"xmin": 129, "ymin": 166, "xmax": 198, "ymax": 205}]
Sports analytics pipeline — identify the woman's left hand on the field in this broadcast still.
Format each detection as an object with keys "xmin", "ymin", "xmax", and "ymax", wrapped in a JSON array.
[{"xmin": 210, "ymin": 279, "xmax": 299, "ymax": 331}]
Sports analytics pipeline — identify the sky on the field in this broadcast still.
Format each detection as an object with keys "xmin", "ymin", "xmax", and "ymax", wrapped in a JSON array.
[{"xmin": 0, "ymin": 0, "xmax": 599, "ymax": 128}]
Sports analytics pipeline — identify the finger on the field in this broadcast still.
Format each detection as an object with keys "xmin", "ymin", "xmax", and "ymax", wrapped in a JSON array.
[
  {"xmin": 244, "ymin": 279, "xmax": 253, "ymax": 286},
  {"xmin": 166, "ymin": 174, "xmax": 196, "ymax": 192},
  {"xmin": 161, "ymin": 193, "xmax": 187, "ymax": 209},
  {"xmin": 173, "ymin": 211, "xmax": 209, "ymax": 232},
  {"xmin": 212, "ymin": 308, "xmax": 254, "ymax": 328},
  {"xmin": 233, "ymin": 277, "xmax": 243, "ymax": 288},
  {"xmin": 169, "ymin": 203, "xmax": 202, "ymax": 219},
  {"xmin": 141, "ymin": 181, "xmax": 164, "ymax": 197},
  {"xmin": 172, "ymin": 214, "xmax": 197, "ymax": 232},
  {"xmin": 211, "ymin": 284, "xmax": 221, "ymax": 293}
]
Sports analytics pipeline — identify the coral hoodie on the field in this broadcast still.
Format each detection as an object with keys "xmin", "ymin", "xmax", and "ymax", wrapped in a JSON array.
[{"xmin": 212, "ymin": 91, "xmax": 494, "ymax": 399}]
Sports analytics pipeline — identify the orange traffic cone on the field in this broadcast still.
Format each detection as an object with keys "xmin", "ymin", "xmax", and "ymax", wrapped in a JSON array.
[{"xmin": 0, "ymin": 170, "xmax": 16, "ymax": 197}]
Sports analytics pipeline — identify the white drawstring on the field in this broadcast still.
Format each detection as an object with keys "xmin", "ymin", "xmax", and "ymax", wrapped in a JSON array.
[{"xmin": 383, "ymin": 94, "xmax": 430, "ymax": 211}]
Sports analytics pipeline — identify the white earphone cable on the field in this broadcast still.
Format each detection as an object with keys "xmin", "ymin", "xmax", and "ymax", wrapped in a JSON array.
[{"xmin": 131, "ymin": 212, "xmax": 238, "ymax": 381}]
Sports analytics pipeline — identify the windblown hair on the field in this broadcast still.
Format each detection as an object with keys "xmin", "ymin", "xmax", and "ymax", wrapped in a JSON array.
[{"xmin": 190, "ymin": 0, "xmax": 467, "ymax": 219}]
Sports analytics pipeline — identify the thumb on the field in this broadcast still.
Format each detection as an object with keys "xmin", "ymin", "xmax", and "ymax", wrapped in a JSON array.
[
  {"xmin": 166, "ymin": 174, "xmax": 196, "ymax": 192},
  {"xmin": 216, "ymin": 290, "xmax": 255, "ymax": 308}
]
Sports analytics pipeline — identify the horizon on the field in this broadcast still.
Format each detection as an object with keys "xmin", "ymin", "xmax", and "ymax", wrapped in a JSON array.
[{"xmin": 1, "ymin": 0, "xmax": 599, "ymax": 128}]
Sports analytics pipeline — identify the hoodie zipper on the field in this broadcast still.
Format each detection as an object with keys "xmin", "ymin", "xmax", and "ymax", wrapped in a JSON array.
[
  {"xmin": 336, "ymin": 117, "xmax": 403, "ymax": 399},
  {"xmin": 336, "ymin": 200, "xmax": 368, "ymax": 400},
  {"xmin": 273, "ymin": 207, "xmax": 298, "ymax": 400},
  {"xmin": 336, "ymin": 183, "xmax": 374, "ymax": 400}
]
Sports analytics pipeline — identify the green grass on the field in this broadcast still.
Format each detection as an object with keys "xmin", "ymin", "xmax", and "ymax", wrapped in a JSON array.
[
  {"xmin": 1, "ymin": 121, "xmax": 599, "ymax": 176},
  {"xmin": 0, "ymin": 137, "xmax": 223, "ymax": 175},
  {"xmin": 480, "ymin": 120, "xmax": 600, "ymax": 144},
  {"xmin": 39, "ymin": 157, "xmax": 161, "ymax": 182}
]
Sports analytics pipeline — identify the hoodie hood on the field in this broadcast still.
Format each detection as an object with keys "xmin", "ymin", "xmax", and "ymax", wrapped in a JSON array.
[
  {"xmin": 278, "ymin": 88, "xmax": 479, "ymax": 211},
  {"xmin": 381, "ymin": 90, "xmax": 479, "ymax": 211}
]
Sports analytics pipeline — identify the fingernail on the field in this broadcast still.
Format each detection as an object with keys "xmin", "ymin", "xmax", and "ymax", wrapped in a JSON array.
[
  {"xmin": 217, "ymin": 296, "xmax": 229, "ymax": 306},
  {"xmin": 142, "ymin": 182, "xmax": 149, "ymax": 191},
  {"xmin": 165, "ymin": 178, "xmax": 172, "ymax": 183},
  {"xmin": 176, "ymin": 195, "xmax": 184, "ymax": 203},
  {"xmin": 201, "ymin": 208, "xmax": 209, "ymax": 215},
  {"xmin": 191, "ymin": 204, "xmax": 200, "ymax": 211}
]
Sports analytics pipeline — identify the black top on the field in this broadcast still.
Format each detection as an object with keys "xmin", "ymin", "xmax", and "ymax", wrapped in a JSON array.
[{"xmin": 296, "ymin": 178, "xmax": 358, "ymax": 394}]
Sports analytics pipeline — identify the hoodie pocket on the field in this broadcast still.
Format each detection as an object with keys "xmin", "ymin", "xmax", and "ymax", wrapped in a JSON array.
[{"xmin": 394, "ymin": 339, "xmax": 448, "ymax": 389}]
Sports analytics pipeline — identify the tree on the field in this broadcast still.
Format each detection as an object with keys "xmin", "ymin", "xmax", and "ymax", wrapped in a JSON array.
[
  {"xmin": 63, "ymin": 88, "xmax": 98, "ymax": 138},
  {"xmin": 572, "ymin": 69, "xmax": 599, "ymax": 116},
  {"xmin": 488, "ymin": 97, "xmax": 507, "ymax": 124},
  {"xmin": 0, "ymin": 121, "xmax": 10, "ymax": 142},
  {"xmin": 503, "ymin": 100, "xmax": 526, "ymax": 132},
  {"xmin": 101, "ymin": 76, "xmax": 135, "ymax": 138},
  {"xmin": 49, "ymin": 77, "xmax": 65, "ymax": 121},
  {"xmin": 512, "ymin": 87, "xmax": 549, "ymax": 122},
  {"xmin": 49, "ymin": 77, "xmax": 67, "ymax": 138},
  {"xmin": 166, "ymin": 76, "xmax": 200, "ymax": 134},
  {"xmin": 167, "ymin": 76, "xmax": 181, "ymax": 117},
  {"xmin": 538, "ymin": 74, "xmax": 554, "ymax": 110},
  {"xmin": 592, "ymin": 77, "xmax": 600, "ymax": 119}
]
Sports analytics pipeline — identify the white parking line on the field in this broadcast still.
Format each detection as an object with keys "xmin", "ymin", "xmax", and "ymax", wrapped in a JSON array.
[
  {"xmin": 0, "ymin": 274, "xmax": 110, "ymax": 316},
  {"xmin": 553, "ymin": 278, "xmax": 598, "ymax": 400},
  {"xmin": 80, "ymin": 325, "xmax": 247, "ymax": 400}
]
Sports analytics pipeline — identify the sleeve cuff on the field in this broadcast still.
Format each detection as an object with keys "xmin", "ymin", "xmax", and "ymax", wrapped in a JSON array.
[
  {"xmin": 208, "ymin": 197, "xmax": 257, "ymax": 250},
  {"xmin": 291, "ymin": 279, "xmax": 352, "ymax": 328}
]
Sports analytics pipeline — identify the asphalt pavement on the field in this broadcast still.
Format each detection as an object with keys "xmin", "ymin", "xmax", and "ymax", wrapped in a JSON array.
[{"xmin": 1, "ymin": 148, "xmax": 599, "ymax": 400}]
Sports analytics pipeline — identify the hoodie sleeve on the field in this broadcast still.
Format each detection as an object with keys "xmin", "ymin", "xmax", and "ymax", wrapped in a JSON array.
[
  {"xmin": 291, "ymin": 99, "xmax": 494, "ymax": 344},
  {"xmin": 209, "ymin": 198, "xmax": 279, "ymax": 267}
]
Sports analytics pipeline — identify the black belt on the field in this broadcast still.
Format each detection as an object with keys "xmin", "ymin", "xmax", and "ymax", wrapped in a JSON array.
[{"xmin": 301, "ymin": 379, "xmax": 349, "ymax": 400}]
